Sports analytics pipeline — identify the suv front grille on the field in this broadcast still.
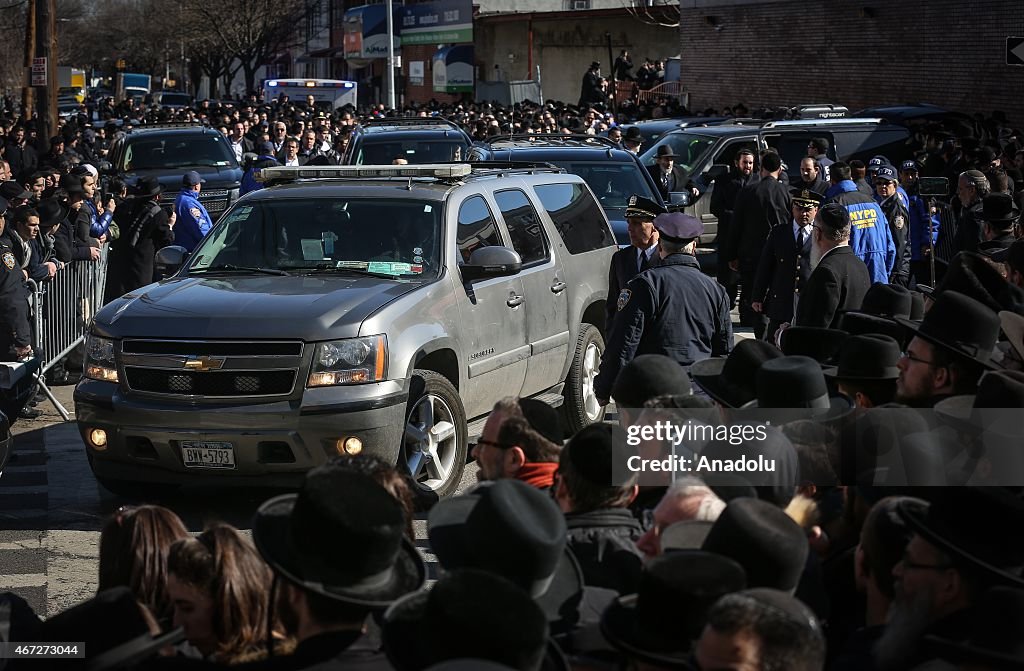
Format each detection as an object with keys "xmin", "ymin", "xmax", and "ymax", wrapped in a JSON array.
[{"xmin": 124, "ymin": 368, "xmax": 296, "ymax": 397}]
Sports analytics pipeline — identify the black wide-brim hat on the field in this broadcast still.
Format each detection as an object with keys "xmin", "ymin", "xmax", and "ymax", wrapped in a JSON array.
[
  {"xmin": 894, "ymin": 290, "xmax": 1002, "ymax": 370},
  {"xmin": 134, "ymin": 176, "xmax": 164, "ymax": 198},
  {"xmin": 36, "ymin": 197, "xmax": 68, "ymax": 229},
  {"xmin": 600, "ymin": 594, "xmax": 698, "ymax": 669},
  {"xmin": 655, "ymin": 145, "xmax": 678, "ymax": 158},
  {"xmin": 252, "ymin": 493, "xmax": 426, "ymax": 608},
  {"xmin": 690, "ymin": 340, "xmax": 784, "ymax": 408}
]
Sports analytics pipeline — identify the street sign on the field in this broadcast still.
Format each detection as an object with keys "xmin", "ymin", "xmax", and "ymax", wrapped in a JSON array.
[
  {"xmin": 31, "ymin": 57, "xmax": 46, "ymax": 86},
  {"xmin": 1008, "ymin": 37, "xmax": 1024, "ymax": 66}
]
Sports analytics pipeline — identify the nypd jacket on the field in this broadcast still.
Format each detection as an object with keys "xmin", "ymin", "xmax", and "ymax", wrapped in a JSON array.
[
  {"xmin": 907, "ymin": 191, "xmax": 940, "ymax": 261},
  {"xmin": 594, "ymin": 254, "xmax": 733, "ymax": 400},
  {"xmin": 828, "ymin": 181, "xmax": 895, "ymax": 285},
  {"xmin": 876, "ymin": 192, "xmax": 911, "ymax": 286},
  {"xmin": 173, "ymin": 189, "xmax": 212, "ymax": 252}
]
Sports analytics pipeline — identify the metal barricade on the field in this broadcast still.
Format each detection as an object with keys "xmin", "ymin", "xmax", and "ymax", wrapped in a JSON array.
[
  {"xmin": 636, "ymin": 81, "xmax": 689, "ymax": 109},
  {"xmin": 26, "ymin": 246, "xmax": 109, "ymax": 420}
]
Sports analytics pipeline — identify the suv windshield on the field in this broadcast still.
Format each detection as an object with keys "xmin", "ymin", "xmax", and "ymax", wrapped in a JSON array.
[
  {"xmin": 159, "ymin": 93, "xmax": 191, "ymax": 106},
  {"xmin": 188, "ymin": 198, "xmax": 441, "ymax": 278},
  {"xmin": 123, "ymin": 134, "xmax": 236, "ymax": 170},
  {"xmin": 357, "ymin": 140, "xmax": 467, "ymax": 165},
  {"xmin": 640, "ymin": 132, "xmax": 718, "ymax": 180},
  {"xmin": 553, "ymin": 161, "xmax": 660, "ymax": 209}
]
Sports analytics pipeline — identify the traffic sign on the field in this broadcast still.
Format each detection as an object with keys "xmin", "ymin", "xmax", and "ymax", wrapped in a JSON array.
[
  {"xmin": 1008, "ymin": 37, "xmax": 1024, "ymax": 66},
  {"xmin": 31, "ymin": 57, "xmax": 46, "ymax": 86}
]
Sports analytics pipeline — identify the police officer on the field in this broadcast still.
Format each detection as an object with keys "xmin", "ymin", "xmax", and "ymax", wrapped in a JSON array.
[
  {"xmin": 173, "ymin": 170, "xmax": 212, "ymax": 252},
  {"xmin": 594, "ymin": 212, "xmax": 733, "ymax": 406},
  {"xmin": 0, "ymin": 197, "xmax": 32, "ymax": 362},
  {"xmin": 751, "ymin": 187, "xmax": 820, "ymax": 342},
  {"xmin": 900, "ymin": 159, "xmax": 940, "ymax": 286},
  {"xmin": 874, "ymin": 165, "xmax": 911, "ymax": 286},
  {"xmin": 606, "ymin": 195, "xmax": 665, "ymax": 334},
  {"xmin": 826, "ymin": 161, "xmax": 895, "ymax": 284}
]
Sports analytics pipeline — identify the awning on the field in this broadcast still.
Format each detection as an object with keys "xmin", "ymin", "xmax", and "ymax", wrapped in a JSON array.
[{"xmin": 309, "ymin": 46, "xmax": 346, "ymax": 58}]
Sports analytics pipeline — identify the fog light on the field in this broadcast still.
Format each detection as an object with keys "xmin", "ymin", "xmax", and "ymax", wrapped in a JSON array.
[
  {"xmin": 335, "ymin": 437, "xmax": 362, "ymax": 455},
  {"xmin": 89, "ymin": 428, "xmax": 108, "ymax": 450}
]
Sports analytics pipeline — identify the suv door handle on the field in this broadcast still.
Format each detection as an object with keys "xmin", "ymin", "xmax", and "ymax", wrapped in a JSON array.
[
  {"xmin": 550, "ymin": 280, "xmax": 567, "ymax": 294},
  {"xmin": 506, "ymin": 293, "xmax": 524, "ymax": 308}
]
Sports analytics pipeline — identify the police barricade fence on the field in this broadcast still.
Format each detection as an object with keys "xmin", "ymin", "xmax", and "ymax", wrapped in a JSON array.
[{"xmin": 25, "ymin": 245, "xmax": 109, "ymax": 420}]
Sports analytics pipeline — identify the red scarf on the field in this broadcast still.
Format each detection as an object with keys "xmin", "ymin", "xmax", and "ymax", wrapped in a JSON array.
[{"xmin": 515, "ymin": 462, "xmax": 558, "ymax": 489}]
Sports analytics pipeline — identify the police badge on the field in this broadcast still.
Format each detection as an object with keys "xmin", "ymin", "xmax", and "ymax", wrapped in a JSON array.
[
  {"xmin": 190, "ymin": 207, "xmax": 203, "ymax": 219},
  {"xmin": 617, "ymin": 288, "xmax": 631, "ymax": 311},
  {"xmin": 628, "ymin": 195, "xmax": 637, "ymax": 206},
  {"xmin": 894, "ymin": 215, "xmax": 905, "ymax": 229},
  {"xmin": 2, "ymin": 252, "xmax": 14, "ymax": 270}
]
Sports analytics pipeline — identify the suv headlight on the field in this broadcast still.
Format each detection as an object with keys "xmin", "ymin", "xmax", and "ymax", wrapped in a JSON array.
[
  {"xmin": 308, "ymin": 335, "xmax": 386, "ymax": 387},
  {"xmin": 84, "ymin": 335, "xmax": 119, "ymax": 382}
]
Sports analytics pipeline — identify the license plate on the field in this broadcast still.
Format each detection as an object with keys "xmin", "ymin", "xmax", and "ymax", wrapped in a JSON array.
[{"xmin": 181, "ymin": 441, "xmax": 236, "ymax": 469}]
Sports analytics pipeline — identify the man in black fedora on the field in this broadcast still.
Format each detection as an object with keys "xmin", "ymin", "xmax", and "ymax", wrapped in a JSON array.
[
  {"xmin": 893, "ymin": 290, "xmax": 1001, "ymax": 406},
  {"xmin": 751, "ymin": 187, "xmax": 820, "ymax": 341},
  {"xmin": 976, "ymin": 191, "xmax": 1020, "ymax": 256},
  {"xmin": 921, "ymin": 250, "xmax": 1024, "ymax": 316},
  {"xmin": 778, "ymin": 326, "xmax": 847, "ymax": 365},
  {"xmin": 250, "ymin": 465, "xmax": 426, "ymax": 669},
  {"xmin": 876, "ymin": 489, "xmax": 1024, "ymax": 670},
  {"xmin": 823, "ymin": 334, "xmax": 901, "ymax": 408},
  {"xmin": 690, "ymin": 338, "xmax": 784, "ymax": 409},
  {"xmin": 622, "ymin": 126, "xmax": 643, "ymax": 155},
  {"xmin": 104, "ymin": 177, "xmax": 175, "ymax": 302},
  {"xmin": 606, "ymin": 195, "xmax": 665, "ymax": 334},
  {"xmin": 647, "ymin": 145, "xmax": 686, "ymax": 200}
]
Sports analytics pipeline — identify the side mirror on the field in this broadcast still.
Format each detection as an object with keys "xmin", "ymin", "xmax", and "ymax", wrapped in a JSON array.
[
  {"xmin": 669, "ymin": 191, "xmax": 691, "ymax": 206},
  {"xmin": 97, "ymin": 160, "xmax": 113, "ymax": 175},
  {"xmin": 155, "ymin": 246, "xmax": 189, "ymax": 275},
  {"xmin": 460, "ymin": 246, "xmax": 522, "ymax": 282}
]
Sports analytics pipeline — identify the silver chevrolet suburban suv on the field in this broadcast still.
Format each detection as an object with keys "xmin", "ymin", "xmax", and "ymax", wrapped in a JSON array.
[{"xmin": 75, "ymin": 163, "xmax": 616, "ymax": 498}]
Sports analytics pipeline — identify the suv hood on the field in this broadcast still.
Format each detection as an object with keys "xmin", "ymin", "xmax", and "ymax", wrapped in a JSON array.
[
  {"xmin": 123, "ymin": 165, "xmax": 243, "ymax": 190},
  {"xmin": 96, "ymin": 274, "xmax": 420, "ymax": 340}
]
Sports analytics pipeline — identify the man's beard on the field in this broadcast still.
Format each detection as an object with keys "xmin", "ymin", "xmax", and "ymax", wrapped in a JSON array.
[{"xmin": 874, "ymin": 585, "xmax": 935, "ymax": 671}]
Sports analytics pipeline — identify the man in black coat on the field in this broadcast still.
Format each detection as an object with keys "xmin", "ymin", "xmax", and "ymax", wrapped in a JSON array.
[
  {"xmin": 647, "ymin": 145, "xmax": 687, "ymax": 200},
  {"xmin": 606, "ymin": 195, "xmax": 665, "ymax": 334},
  {"xmin": 4, "ymin": 126, "xmax": 37, "ymax": 181},
  {"xmin": 0, "ymin": 198, "xmax": 32, "ymax": 362},
  {"xmin": 752, "ymin": 188, "xmax": 819, "ymax": 341},
  {"xmin": 710, "ymin": 148, "xmax": 758, "ymax": 309},
  {"xmin": 579, "ymin": 61, "xmax": 605, "ymax": 107},
  {"xmin": 794, "ymin": 157, "xmax": 828, "ymax": 195},
  {"xmin": 723, "ymin": 150, "xmax": 791, "ymax": 339},
  {"xmin": 105, "ymin": 177, "xmax": 175, "ymax": 302},
  {"xmin": 792, "ymin": 202, "xmax": 871, "ymax": 330}
]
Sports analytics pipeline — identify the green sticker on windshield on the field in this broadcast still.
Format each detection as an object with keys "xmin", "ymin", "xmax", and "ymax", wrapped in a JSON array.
[{"xmin": 368, "ymin": 261, "xmax": 412, "ymax": 275}]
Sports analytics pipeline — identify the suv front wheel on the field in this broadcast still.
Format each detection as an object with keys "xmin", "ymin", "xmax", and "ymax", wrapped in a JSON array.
[
  {"xmin": 401, "ymin": 370, "xmax": 467, "ymax": 499},
  {"xmin": 562, "ymin": 324, "xmax": 607, "ymax": 435}
]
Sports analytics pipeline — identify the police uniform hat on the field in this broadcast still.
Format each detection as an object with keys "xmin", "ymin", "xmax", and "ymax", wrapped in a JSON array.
[
  {"xmin": 867, "ymin": 156, "xmax": 888, "ymax": 172},
  {"xmin": 625, "ymin": 195, "xmax": 666, "ymax": 220},
  {"xmin": 653, "ymin": 212, "xmax": 702, "ymax": 242},
  {"xmin": 900, "ymin": 159, "xmax": 919, "ymax": 173},
  {"xmin": 790, "ymin": 188, "xmax": 824, "ymax": 208},
  {"xmin": 182, "ymin": 170, "xmax": 207, "ymax": 187},
  {"xmin": 875, "ymin": 166, "xmax": 898, "ymax": 183}
]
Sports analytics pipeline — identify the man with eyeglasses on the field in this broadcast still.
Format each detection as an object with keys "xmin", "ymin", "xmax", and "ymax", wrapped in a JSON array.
[
  {"xmin": 470, "ymin": 397, "xmax": 563, "ymax": 490},
  {"xmin": 874, "ymin": 166, "xmax": 911, "ymax": 287},
  {"xmin": 271, "ymin": 122, "xmax": 288, "ymax": 156}
]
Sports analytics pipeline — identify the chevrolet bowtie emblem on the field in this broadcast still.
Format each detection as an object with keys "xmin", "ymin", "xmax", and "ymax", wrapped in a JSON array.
[{"xmin": 183, "ymin": 356, "xmax": 225, "ymax": 371}]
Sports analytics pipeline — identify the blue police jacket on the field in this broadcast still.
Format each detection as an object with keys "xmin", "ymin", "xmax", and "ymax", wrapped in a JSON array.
[
  {"xmin": 907, "ymin": 193, "xmax": 940, "ymax": 262},
  {"xmin": 830, "ymin": 181, "xmax": 895, "ymax": 284},
  {"xmin": 86, "ymin": 200, "xmax": 113, "ymax": 238},
  {"xmin": 174, "ymin": 189, "xmax": 212, "ymax": 252},
  {"xmin": 594, "ymin": 253, "xmax": 733, "ymax": 401}
]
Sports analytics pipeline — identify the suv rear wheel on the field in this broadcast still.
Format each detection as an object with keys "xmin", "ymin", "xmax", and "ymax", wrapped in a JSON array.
[
  {"xmin": 401, "ymin": 370, "xmax": 467, "ymax": 499},
  {"xmin": 562, "ymin": 324, "xmax": 606, "ymax": 435}
]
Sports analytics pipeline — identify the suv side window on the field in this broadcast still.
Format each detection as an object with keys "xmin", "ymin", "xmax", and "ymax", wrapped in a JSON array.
[
  {"xmin": 456, "ymin": 195, "xmax": 503, "ymax": 263},
  {"xmin": 534, "ymin": 182, "xmax": 613, "ymax": 254},
  {"xmin": 494, "ymin": 189, "xmax": 548, "ymax": 266}
]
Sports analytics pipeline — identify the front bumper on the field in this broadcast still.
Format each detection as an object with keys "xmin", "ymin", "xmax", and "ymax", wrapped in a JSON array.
[{"xmin": 74, "ymin": 379, "xmax": 407, "ymax": 487}]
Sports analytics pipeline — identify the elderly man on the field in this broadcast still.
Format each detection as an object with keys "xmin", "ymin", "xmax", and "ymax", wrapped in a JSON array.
[
  {"xmin": 606, "ymin": 195, "xmax": 665, "ymax": 333},
  {"xmin": 595, "ymin": 212, "xmax": 733, "ymax": 406}
]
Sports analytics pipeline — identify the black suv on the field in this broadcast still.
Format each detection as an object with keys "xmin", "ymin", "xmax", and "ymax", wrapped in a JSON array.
[
  {"xmin": 342, "ymin": 118, "xmax": 474, "ymax": 166},
  {"xmin": 102, "ymin": 123, "xmax": 242, "ymax": 217},
  {"xmin": 468, "ymin": 134, "xmax": 665, "ymax": 247}
]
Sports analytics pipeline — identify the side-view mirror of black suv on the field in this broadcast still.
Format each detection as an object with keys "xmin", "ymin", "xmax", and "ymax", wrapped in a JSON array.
[
  {"xmin": 460, "ymin": 246, "xmax": 522, "ymax": 282},
  {"xmin": 97, "ymin": 160, "xmax": 114, "ymax": 175},
  {"xmin": 155, "ymin": 246, "xmax": 190, "ymax": 275}
]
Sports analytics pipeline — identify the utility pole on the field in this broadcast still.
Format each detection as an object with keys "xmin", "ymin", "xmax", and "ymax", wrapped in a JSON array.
[
  {"xmin": 22, "ymin": 0, "xmax": 36, "ymax": 119},
  {"xmin": 385, "ymin": 0, "xmax": 396, "ymax": 110},
  {"xmin": 35, "ymin": 0, "xmax": 57, "ymax": 142}
]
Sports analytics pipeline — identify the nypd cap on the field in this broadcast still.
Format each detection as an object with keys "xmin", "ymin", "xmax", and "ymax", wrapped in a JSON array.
[
  {"xmin": 654, "ymin": 212, "xmax": 703, "ymax": 242},
  {"xmin": 182, "ymin": 170, "xmax": 207, "ymax": 186},
  {"xmin": 875, "ymin": 166, "xmax": 898, "ymax": 183},
  {"xmin": 900, "ymin": 159, "xmax": 919, "ymax": 173},
  {"xmin": 625, "ymin": 194, "xmax": 667, "ymax": 220}
]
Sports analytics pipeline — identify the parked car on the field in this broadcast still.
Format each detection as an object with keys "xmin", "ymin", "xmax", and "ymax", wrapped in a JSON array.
[{"xmin": 342, "ymin": 118, "xmax": 474, "ymax": 165}]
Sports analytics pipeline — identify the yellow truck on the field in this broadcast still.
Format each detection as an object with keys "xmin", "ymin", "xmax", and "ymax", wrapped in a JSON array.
[{"xmin": 58, "ymin": 67, "xmax": 87, "ymax": 103}]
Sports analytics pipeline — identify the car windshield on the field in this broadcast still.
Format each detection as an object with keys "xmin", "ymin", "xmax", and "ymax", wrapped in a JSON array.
[
  {"xmin": 159, "ymin": 93, "xmax": 191, "ymax": 106},
  {"xmin": 639, "ymin": 132, "xmax": 718, "ymax": 180},
  {"xmin": 554, "ymin": 161, "xmax": 659, "ymax": 209},
  {"xmin": 357, "ymin": 140, "xmax": 467, "ymax": 165},
  {"xmin": 123, "ymin": 134, "xmax": 237, "ymax": 170},
  {"xmin": 187, "ymin": 198, "xmax": 441, "ymax": 278}
]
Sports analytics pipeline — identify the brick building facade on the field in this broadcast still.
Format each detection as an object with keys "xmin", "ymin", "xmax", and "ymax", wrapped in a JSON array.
[{"xmin": 678, "ymin": 0, "xmax": 1024, "ymax": 125}]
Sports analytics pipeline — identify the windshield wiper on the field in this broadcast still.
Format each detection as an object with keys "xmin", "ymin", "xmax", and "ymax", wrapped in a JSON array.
[
  {"xmin": 303, "ymin": 263, "xmax": 400, "ymax": 278},
  {"xmin": 192, "ymin": 264, "xmax": 291, "ymax": 276}
]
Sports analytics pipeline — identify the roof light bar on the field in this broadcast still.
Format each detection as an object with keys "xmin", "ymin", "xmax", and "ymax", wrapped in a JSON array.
[{"xmin": 256, "ymin": 164, "xmax": 473, "ymax": 182}]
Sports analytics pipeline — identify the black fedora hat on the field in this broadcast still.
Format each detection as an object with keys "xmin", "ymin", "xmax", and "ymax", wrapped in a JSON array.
[
  {"xmin": 134, "ymin": 176, "xmax": 164, "ymax": 198},
  {"xmin": 36, "ymin": 197, "xmax": 68, "ymax": 229},
  {"xmin": 838, "ymin": 405, "xmax": 931, "ymax": 486},
  {"xmin": 701, "ymin": 497, "xmax": 809, "ymax": 592},
  {"xmin": 252, "ymin": 466, "xmax": 426, "ymax": 608},
  {"xmin": 383, "ymin": 569, "xmax": 564, "ymax": 671},
  {"xmin": 909, "ymin": 291, "xmax": 925, "ymax": 320},
  {"xmin": 655, "ymin": 144, "xmax": 678, "ymax": 159},
  {"xmin": 38, "ymin": 586, "xmax": 185, "ymax": 670},
  {"xmin": 894, "ymin": 290, "xmax": 1002, "ymax": 369},
  {"xmin": 690, "ymin": 339, "xmax": 784, "ymax": 408},
  {"xmin": 824, "ymin": 334, "xmax": 901, "ymax": 381},
  {"xmin": 59, "ymin": 174, "xmax": 85, "ymax": 196},
  {"xmin": 926, "ymin": 586, "xmax": 1024, "ymax": 670},
  {"xmin": 978, "ymin": 192, "xmax": 1021, "ymax": 225},
  {"xmin": 743, "ymin": 355, "xmax": 854, "ymax": 421},
  {"xmin": 613, "ymin": 353, "xmax": 691, "ymax": 409},
  {"xmin": 927, "ymin": 251, "xmax": 1024, "ymax": 314},
  {"xmin": 838, "ymin": 311, "xmax": 906, "ymax": 343},
  {"xmin": 898, "ymin": 488, "xmax": 1024, "ymax": 588},
  {"xmin": 859, "ymin": 282, "xmax": 913, "ymax": 319},
  {"xmin": 623, "ymin": 126, "xmax": 642, "ymax": 143},
  {"xmin": 779, "ymin": 327, "xmax": 848, "ymax": 364},
  {"xmin": 428, "ymin": 479, "xmax": 584, "ymax": 633},
  {"xmin": 601, "ymin": 551, "xmax": 745, "ymax": 668},
  {"xmin": 933, "ymin": 370, "xmax": 1024, "ymax": 441}
]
